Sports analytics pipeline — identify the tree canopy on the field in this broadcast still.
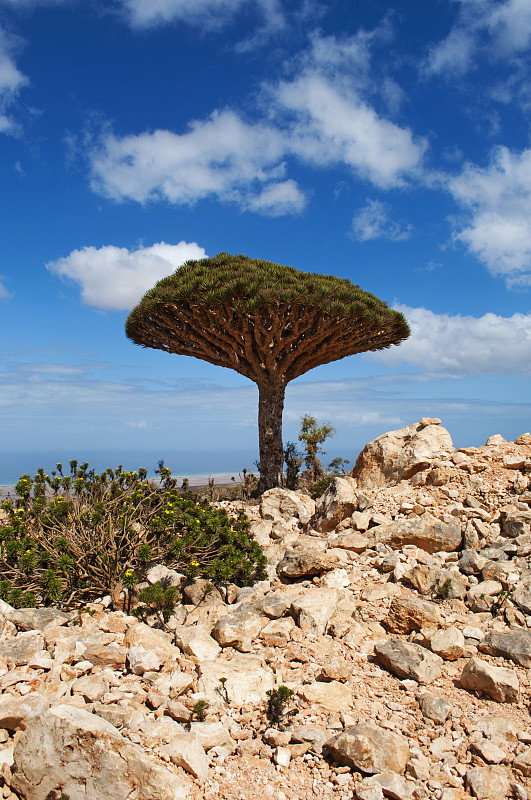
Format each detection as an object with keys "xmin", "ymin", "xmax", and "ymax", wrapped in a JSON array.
[
  {"xmin": 126, "ymin": 252, "xmax": 410, "ymax": 491},
  {"xmin": 126, "ymin": 252, "xmax": 410, "ymax": 384}
]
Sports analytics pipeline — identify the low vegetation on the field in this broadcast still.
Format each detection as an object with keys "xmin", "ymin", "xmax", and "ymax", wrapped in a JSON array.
[{"xmin": 0, "ymin": 461, "xmax": 267, "ymax": 609}]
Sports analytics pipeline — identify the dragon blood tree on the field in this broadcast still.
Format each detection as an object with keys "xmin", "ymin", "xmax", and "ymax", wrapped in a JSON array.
[{"xmin": 125, "ymin": 253, "xmax": 410, "ymax": 493}]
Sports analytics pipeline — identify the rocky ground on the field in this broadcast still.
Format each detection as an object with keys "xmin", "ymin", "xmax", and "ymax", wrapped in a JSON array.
[{"xmin": 1, "ymin": 418, "xmax": 531, "ymax": 800}]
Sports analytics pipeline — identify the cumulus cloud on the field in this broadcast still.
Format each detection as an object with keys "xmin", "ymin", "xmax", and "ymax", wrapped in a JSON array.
[
  {"xmin": 448, "ymin": 145, "xmax": 531, "ymax": 284},
  {"xmin": 46, "ymin": 241, "xmax": 207, "ymax": 311},
  {"xmin": 89, "ymin": 48, "xmax": 425, "ymax": 213},
  {"xmin": 89, "ymin": 111, "xmax": 299, "ymax": 214},
  {"xmin": 351, "ymin": 199, "xmax": 412, "ymax": 241},
  {"xmin": 0, "ymin": 26, "xmax": 28, "ymax": 134},
  {"xmin": 276, "ymin": 73, "xmax": 425, "ymax": 189},
  {"xmin": 369, "ymin": 304, "xmax": 531, "ymax": 376},
  {"xmin": 120, "ymin": 0, "xmax": 290, "ymax": 31},
  {"xmin": 245, "ymin": 179, "xmax": 306, "ymax": 215},
  {"xmin": 122, "ymin": 0, "xmax": 246, "ymax": 28},
  {"xmin": 426, "ymin": 0, "xmax": 531, "ymax": 76}
]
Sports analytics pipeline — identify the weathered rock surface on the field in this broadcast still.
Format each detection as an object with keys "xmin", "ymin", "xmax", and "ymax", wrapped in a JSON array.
[
  {"xmin": 2, "ymin": 419, "xmax": 531, "ymax": 800},
  {"xmin": 11, "ymin": 704, "xmax": 189, "ymax": 800},
  {"xmin": 460, "ymin": 657, "xmax": 519, "ymax": 703},
  {"xmin": 260, "ymin": 487, "xmax": 315, "ymax": 524},
  {"xmin": 160, "ymin": 733, "xmax": 209, "ymax": 782},
  {"xmin": 385, "ymin": 594, "xmax": 441, "ymax": 634},
  {"xmin": 290, "ymin": 588, "xmax": 339, "ymax": 635},
  {"xmin": 465, "ymin": 765, "xmax": 511, "ymax": 800},
  {"xmin": 277, "ymin": 549, "xmax": 340, "ymax": 578},
  {"xmin": 197, "ymin": 654, "xmax": 275, "ymax": 706},
  {"xmin": 373, "ymin": 515, "xmax": 462, "ymax": 553},
  {"xmin": 311, "ymin": 476, "xmax": 359, "ymax": 532},
  {"xmin": 351, "ymin": 418, "xmax": 453, "ymax": 488},
  {"xmin": 374, "ymin": 639, "xmax": 444, "ymax": 683},
  {"xmin": 324, "ymin": 723, "xmax": 409, "ymax": 774},
  {"xmin": 479, "ymin": 629, "xmax": 531, "ymax": 667}
]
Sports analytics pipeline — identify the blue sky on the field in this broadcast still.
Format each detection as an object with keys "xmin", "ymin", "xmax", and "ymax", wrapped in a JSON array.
[{"xmin": 1, "ymin": 0, "xmax": 531, "ymax": 480}]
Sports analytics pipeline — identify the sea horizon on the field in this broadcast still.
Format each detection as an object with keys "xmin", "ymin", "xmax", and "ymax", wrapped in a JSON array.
[{"xmin": 0, "ymin": 448, "xmax": 260, "ymax": 488}]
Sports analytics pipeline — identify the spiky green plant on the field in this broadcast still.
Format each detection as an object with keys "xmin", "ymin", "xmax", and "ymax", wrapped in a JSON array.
[
  {"xmin": 126, "ymin": 253, "xmax": 410, "ymax": 492},
  {"xmin": 0, "ymin": 461, "xmax": 267, "ymax": 609}
]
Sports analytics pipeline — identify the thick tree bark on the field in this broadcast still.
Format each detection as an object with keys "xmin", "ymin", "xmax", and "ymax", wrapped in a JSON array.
[{"xmin": 257, "ymin": 383, "xmax": 286, "ymax": 494}]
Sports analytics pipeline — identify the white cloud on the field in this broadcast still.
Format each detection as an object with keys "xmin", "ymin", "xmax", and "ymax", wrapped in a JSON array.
[
  {"xmin": 0, "ymin": 26, "xmax": 28, "ymax": 134},
  {"xmin": 351, "ymin": 199, "xmax": 412, "ymax": 241},
  {"xmin": 89, "ymin": 111, "xmax": 295, "ymax": 213},
  {"xmin": 89, "ymin": 68, "xmax": 425, "ymax": 212},
  {"xmin": 369, "ymin": 304, "xmax": 531, "ymax": 376},
  {"xmin": 122, "ymin": 0, "xmax": 246, "ymax": 28},
  {"xmin": 246, "ymin": 179, "xmax": 306, "ymax": 215},
  {"xmin": 121, "ymin": 0, "xmax": 289, "ymax": 32},
  {"xmin": 46, "ymin": 240, "xmax": 207, "ymax": 311},
  {"xmin": 276, "ymin": 73, "xmax": 425, "ymax": 189},
  {"xmin": 448, "ymin": 145, "xmax": 531, "ymax": 284},
  {"xmin": 426, "ymin": 0, "xmax": 531, "ymax": 76}
]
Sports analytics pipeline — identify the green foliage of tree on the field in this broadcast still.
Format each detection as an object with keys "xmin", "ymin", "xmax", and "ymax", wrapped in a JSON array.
[
  {"xmin": 298, "ymin": 414, "xmax": 336, "ymax": 482},
  {"xmin": 0, "ymin": 461, "xmax": 267, "ymax": 609},
  {"xmin": 283, "ymin": 442, "xmax": 303, "ymax": 490},
  {"xmin": 126, "ymin": 253, "xmax": 410, "ymax": 492},
  {"xmin": 266, "ymin": 686, "xmax": 297, "ymax": 729}
]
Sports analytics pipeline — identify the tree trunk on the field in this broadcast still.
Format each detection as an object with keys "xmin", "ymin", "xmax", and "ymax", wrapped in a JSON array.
[{"xmin": 257, "ymin": 383, "xmax": 286, "ymax": 494}]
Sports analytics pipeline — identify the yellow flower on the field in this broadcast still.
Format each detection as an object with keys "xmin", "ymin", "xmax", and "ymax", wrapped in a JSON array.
[
  {"xmin": 190, "ymin": 561, "xmax": 199, "ymax": 567},
  {"xmin": 24, "ymin": 549, "xmax": 32, "ymax": 555}
]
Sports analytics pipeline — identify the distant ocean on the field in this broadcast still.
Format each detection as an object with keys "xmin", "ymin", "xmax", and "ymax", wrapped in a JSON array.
[{"xmin": 0, "ymin": 449, "xmax": 258, "ymax": 487}]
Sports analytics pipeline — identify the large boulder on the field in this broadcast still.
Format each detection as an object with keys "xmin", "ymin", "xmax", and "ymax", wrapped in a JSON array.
[
  {"xmin": 196, "ymin": 654, "xmax": 275, "ymax": 706},
  {"xmin": 260, "ymin": 488, "xmax": 315, "ymax": 524},
  {"xmin": 312, "ymin": 477, "xmax": 359, "ymax": 532},
  {"xmin": 373, "ymin": 515, "xmax": 462, "ymax": 554},
  {"xmin": 11, "ymin": 704, "xmax": 188, "ymax": 800},
  {"xmin": 479, "ymin": 629, "xmax": 531, "ymax": 668},
  {"xmin": 460, "ymin": 657, "xmax": 519, "ymax": 703},
  {"xmin": 324, "ymin": 723, "xmax": 409, "ymax": 774},
  {"xmin": 374, "ymin": 639, "xmax": 443, "ymax": 684},
  {"xmin": 351, "ymin": 418, "xmax": 453, "ymax": 489}
]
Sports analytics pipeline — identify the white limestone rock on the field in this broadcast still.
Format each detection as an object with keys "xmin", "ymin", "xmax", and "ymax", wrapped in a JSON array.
[
  {"xmin": 351, "ymin": 418, "xmax": 453, "ymax": 489},
  {"xmin": 11, "ymin": 704, "xmax": 189, "ymax": 800}
]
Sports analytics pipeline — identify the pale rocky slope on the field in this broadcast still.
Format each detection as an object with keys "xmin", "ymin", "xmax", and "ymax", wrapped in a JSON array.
[{"xmin": 2, "ymin": 418, "xmax": 531, "ymax": 800}]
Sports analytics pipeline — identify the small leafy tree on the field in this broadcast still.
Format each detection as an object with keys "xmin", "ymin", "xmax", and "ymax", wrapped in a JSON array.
[
  {"xmin": 298, "ymin": 414, "xmax": 336, "ymax": 482},
  {"xmin": 0, "ymin": 462, "xmax": 267, "ymax": 608},
  {"xmin": 266, "ymin": 686, "xmax": 297, "ymax": 729},
  {"xmin": 327, "ymin": 456, "xmax": 350, "ymax": 475},
  {"xmin": 283, "ymin": 442, "xmax": 303, "ymax": 490}
]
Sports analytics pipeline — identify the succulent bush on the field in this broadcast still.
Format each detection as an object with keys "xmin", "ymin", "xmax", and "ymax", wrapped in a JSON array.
[{"xmin": 0, "ymin": 461, "xmax": 267, "ymax": 609}]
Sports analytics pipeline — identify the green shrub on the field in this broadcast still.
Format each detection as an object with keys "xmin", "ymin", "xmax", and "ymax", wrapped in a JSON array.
[
  {"xmin": 266, "ymin": 686, "xmax": 296, "ymax": 728},
  {"xmin": 308, "ymin": 476, "xmax": 334, "ymax": 500},
  {"xmin": 0, "ymin": 461, "xmax": 267, "ymax": 609}
]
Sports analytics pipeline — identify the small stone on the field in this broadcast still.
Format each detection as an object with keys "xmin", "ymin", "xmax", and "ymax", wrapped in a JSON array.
[
  {"xmin": 385, "ymin": 595, "xmax": 440, "ymax": 635},
  {"xmin": 471, "ymin": 739, "xmax": 507, "ymax": 764},
  {"xmin": 466, "ymin": 765, "xmax": 510, "ymax": 800},
  {"xmin": 127, "ymin": 646, "xmax": 163, "ymax": 675},
  {"xmin": 325, "ymin": 723, "xmax": 409, "ymax": 775},
  {"xmin": 273, "ymin": 746, "xmax": 291, "ymax": 767},
  {"xmin": 374, "ymin": 639, "xmax": 443, "ymax": 684},
  {"xmin": 480, "ymin": 629, "xmax": 531, "ymax": 668},
  {"xmin": 429, "ymin": 626, "xmax": 465, "ymax": 661},
  {"xmin": 513, "ymin": 746, "xmax": 531, "ymax": 776},
  {"xmin": 160, "ymin": 733, "xmax": 209, "ymax": 782},
  {"xmin": 418, "ymin": 692, "xmax": 452, "ymax": 724},
  {"xmin": 300, "ymin": 681, "xmax": 352, "ymax": 713},
  {"xmin": 460, "ymin": 657, "xmax": 519, "ymax": 703}
]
